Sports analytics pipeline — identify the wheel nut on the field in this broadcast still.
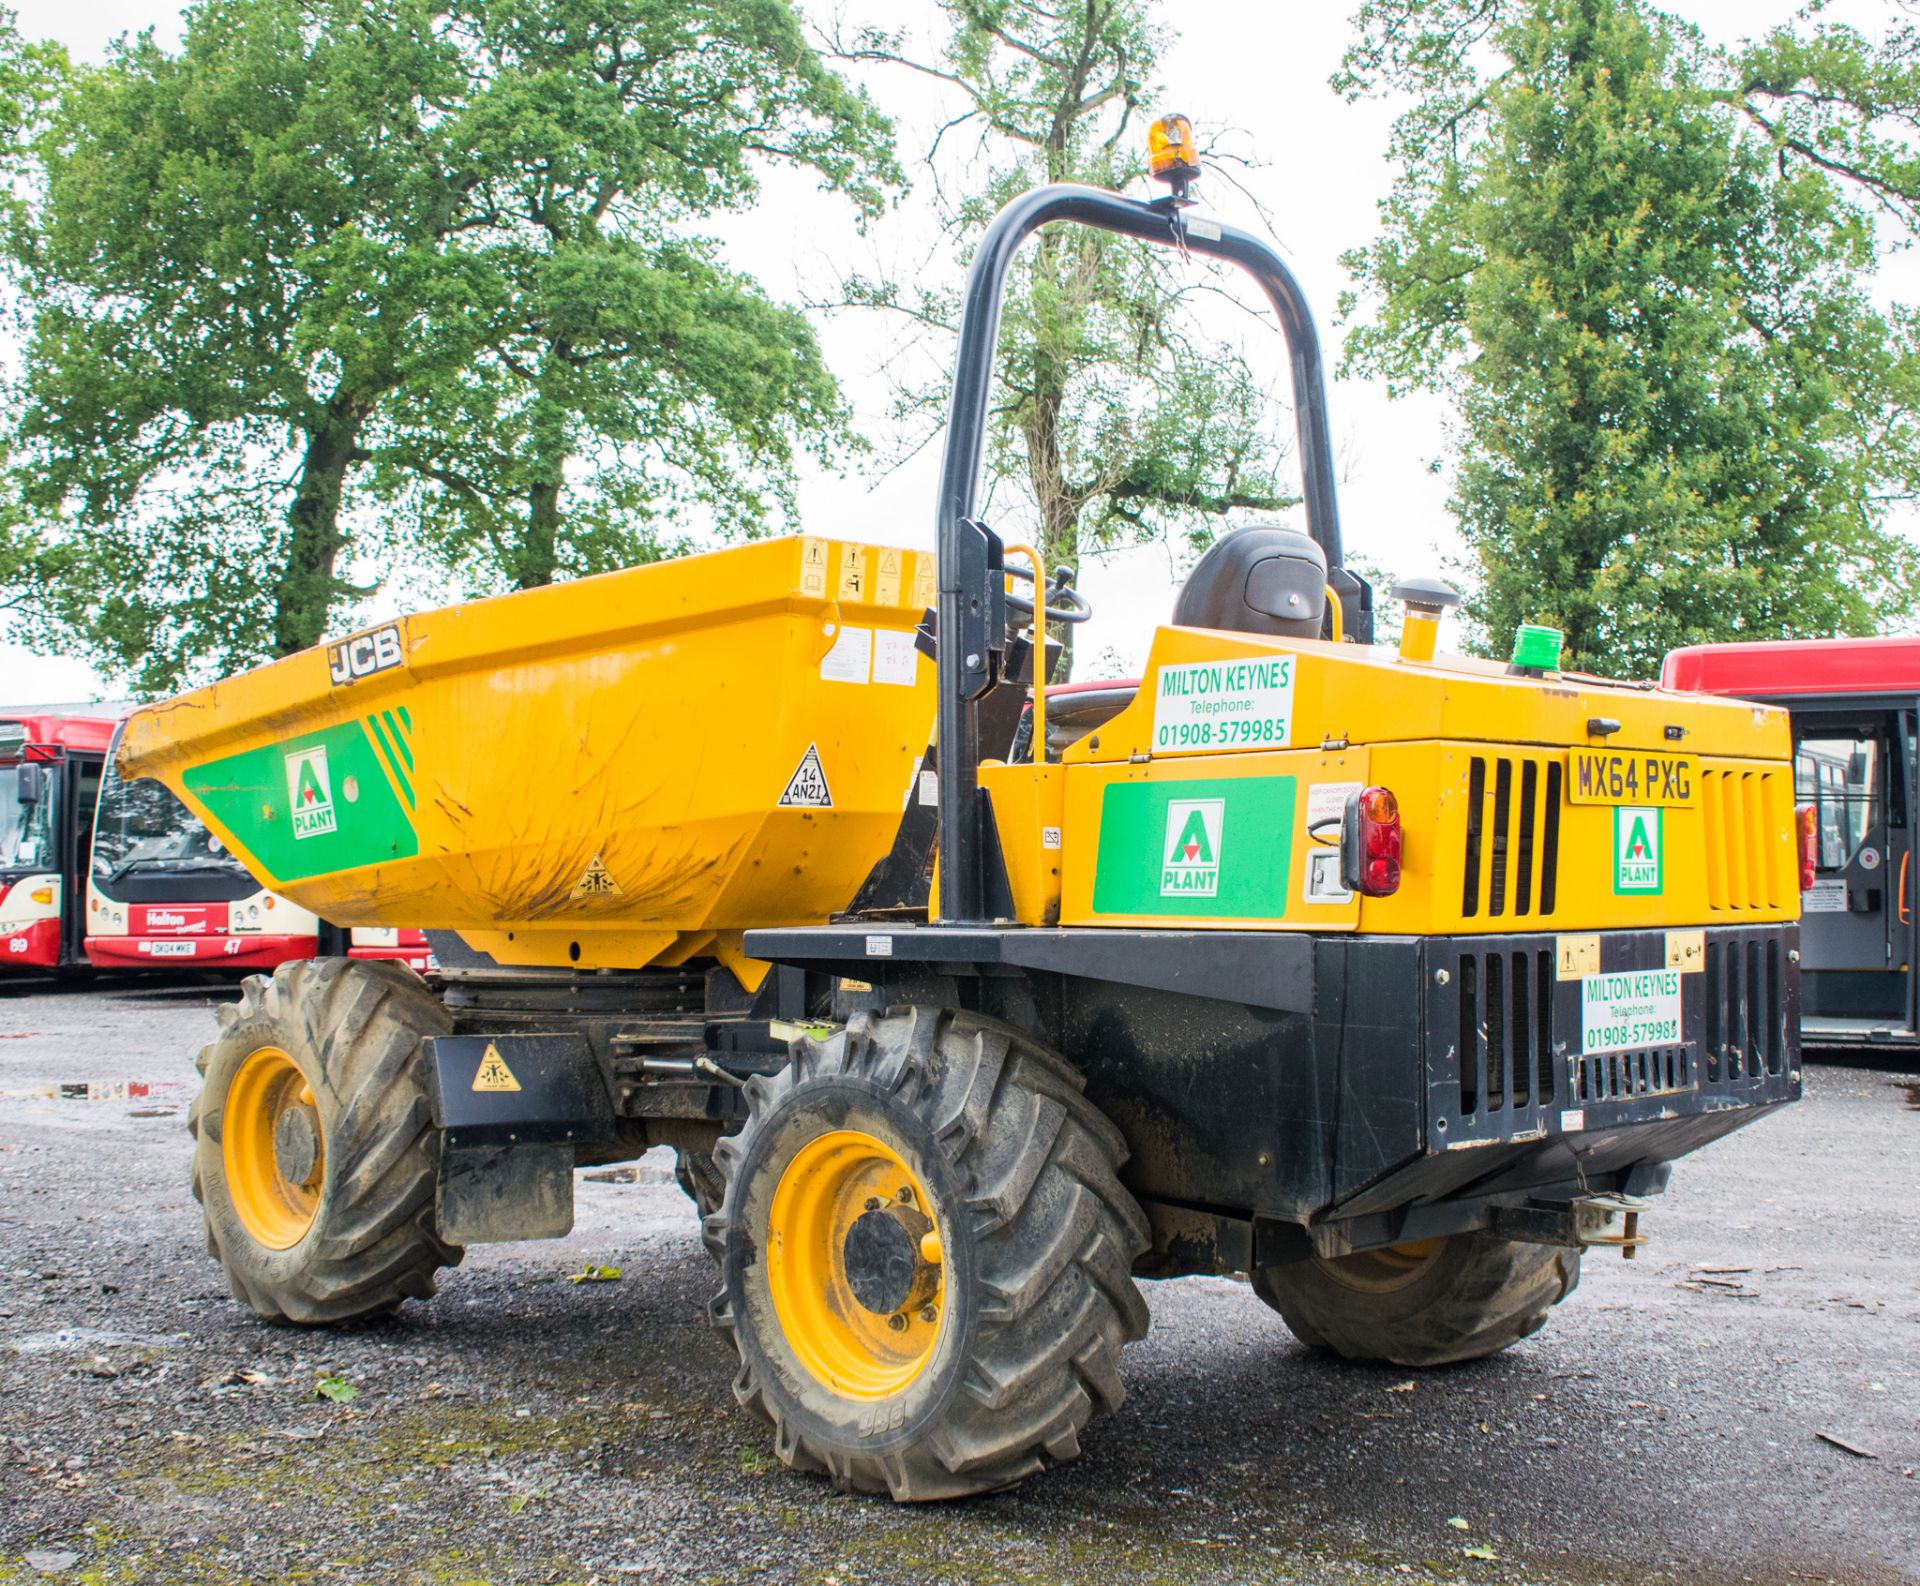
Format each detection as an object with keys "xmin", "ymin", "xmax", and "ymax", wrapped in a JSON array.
[
  {"xmin": 887, "ymin": 1313, "xmax": 908, "ymax": 1332},
  {"xmin": 896, "ymin": 1185, "xmax": 916, "ymax": 1205},
  {"xmin": 919, "ymin": 1305, "xmax": 937, "ymax": 1324},
  {"xmin": 864, "ymin": 1196, "xmax": 882, "ymax": 1211}
]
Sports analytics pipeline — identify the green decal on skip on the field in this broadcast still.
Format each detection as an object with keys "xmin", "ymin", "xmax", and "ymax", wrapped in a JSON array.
[
  {"xmin": 184, "ymin": 716, "xmax": 419, "ymax": 883},
  {"xmin": 1092, "ymin": 776, "xmax": 1295, "ymax": 918}
]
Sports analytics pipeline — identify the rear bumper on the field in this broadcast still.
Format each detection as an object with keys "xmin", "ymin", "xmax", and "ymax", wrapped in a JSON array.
[
  {"xmin": 84, "ymin": 933, "xmax": 317, "ymax": 969},
  {"xmin": 751, "ymin": 919, "xmax": 1801, "ymax": 1231},
  {"xmin": 1330, "ymin": 923, "xmax": 1799, "ymax": 1221}
]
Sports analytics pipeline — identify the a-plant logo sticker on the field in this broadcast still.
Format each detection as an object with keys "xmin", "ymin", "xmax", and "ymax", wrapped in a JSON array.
[
  {"xmin": 1614, "ymin": 805, "xmax": 1662, "ymax": 894},
  {"xmin": 1161, "ymin": 798, "xmax": 1224, "ymax": 898},
  {"xmin": 286, "ymin": 746, "xmax": 338, "ymax": 840}
]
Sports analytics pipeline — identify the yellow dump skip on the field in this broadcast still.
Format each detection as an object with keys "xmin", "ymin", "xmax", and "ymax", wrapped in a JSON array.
[{"xmin": 120, "ymin": 537, "xmax": 936, "ymax": 982}]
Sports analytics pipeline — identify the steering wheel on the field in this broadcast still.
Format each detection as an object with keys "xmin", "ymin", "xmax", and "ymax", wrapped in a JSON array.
[{"xmin": 1003, "ymin": 560, "xmax": 1094, "ymax": 625}]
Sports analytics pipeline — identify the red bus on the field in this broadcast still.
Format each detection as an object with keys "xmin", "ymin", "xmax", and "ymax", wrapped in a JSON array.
[
  {"xmin": 0, "ymin": 711, "xmax": 116, "ymax": 968},
  {"xmin": 84, "ymin": 719, "xmax": 433, "ymax": 971},
  {"xmin": 1664, "ymin": 637, "xmax": 1920, "ymax": 1047}
]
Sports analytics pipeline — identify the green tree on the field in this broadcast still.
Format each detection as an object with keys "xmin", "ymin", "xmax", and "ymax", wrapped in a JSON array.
[
  {"xmin": 367, "ymin": 0, "xmax": 896, "ymax": 594},
  {"xmin": 831, "ymin": 0, "xmax": 1294, "ymax": 676},
  {"xmin": 0, "ymin": 4, "xmax": 62, "ymax": 625},
  {"xmin": 1339, "ymin": 0, "xmax": 1920, "ymax": 674},
  {"xmin": 8, "ymin": 0, "xmax": 893, "ymax": 691}
]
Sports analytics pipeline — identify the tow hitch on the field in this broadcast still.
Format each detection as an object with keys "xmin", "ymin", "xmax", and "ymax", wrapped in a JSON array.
[{"xmin": 1492, "ymin": 1194, "xmax": 1652, "ymax": 1260}]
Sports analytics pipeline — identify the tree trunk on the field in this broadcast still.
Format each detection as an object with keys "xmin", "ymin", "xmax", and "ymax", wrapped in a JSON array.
[
  {"xmin": 518, "ymin": 474, "xmax": 562, "ymax": 588},
  {"xmin": 272, "ymin": 397, "xmax": 369, "ymax": 657},
  {"xmin": 512, "ymin": 361, "xmax": 572, "ymax": 589}
]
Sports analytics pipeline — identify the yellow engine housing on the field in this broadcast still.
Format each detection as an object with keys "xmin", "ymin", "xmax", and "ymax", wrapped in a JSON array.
[{"xmin": 983, "ymin": 625, "xmax": 1797, "ymax": 938}]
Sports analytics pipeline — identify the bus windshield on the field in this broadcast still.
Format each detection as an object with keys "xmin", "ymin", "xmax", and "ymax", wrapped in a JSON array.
[
  {"xmin": 0, "ymin": 764, "xmax": 56, "ymax": 872},
  {"xmin": 91, "ymin": 754, "xmax": 248, "ymax": 885}
]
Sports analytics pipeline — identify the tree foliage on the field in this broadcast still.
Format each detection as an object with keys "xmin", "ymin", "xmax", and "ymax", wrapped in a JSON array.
[
  {"xmin": 8, "ymin": 0, "xmax": 895, "ymax": 693},
  {"xmin": 1339, "ymin": 0, "xmax": 1920, "ymax": 674},
  {"xmin": 0, "ymin": 5, "xmax": 62, "ymax": 622},
  {"xmin": 832, "ymin": 0, "xmax": 1295, "ymax": 675}
]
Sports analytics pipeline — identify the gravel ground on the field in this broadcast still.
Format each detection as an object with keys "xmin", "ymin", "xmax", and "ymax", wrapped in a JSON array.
[{"xmin": 0, "ymin": 975, "xmax": 1915, "ymax": 1586}]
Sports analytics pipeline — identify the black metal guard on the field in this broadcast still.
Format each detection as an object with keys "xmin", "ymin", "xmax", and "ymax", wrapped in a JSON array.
[{"xmin": 935, "ymin": 183, "xmax": 1346, "ymax": 923}]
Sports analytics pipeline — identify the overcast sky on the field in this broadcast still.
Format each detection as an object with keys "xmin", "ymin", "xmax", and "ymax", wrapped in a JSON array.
[{"xmin": 0, "ymin": 0, "xmax": 1906, "ymax": 703}]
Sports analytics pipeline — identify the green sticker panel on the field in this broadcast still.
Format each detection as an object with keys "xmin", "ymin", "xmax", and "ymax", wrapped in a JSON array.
[
  {"xmin": 183, "ymin": 716, "xmax": 419, "ymax": 883},
  {"xmin": 1091, "ymin": 775, "xmax": 1296, "ymax": 918}
]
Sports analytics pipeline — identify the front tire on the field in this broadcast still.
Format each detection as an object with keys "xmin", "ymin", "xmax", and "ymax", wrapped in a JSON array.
[
  {"xmin": 707, "ymin": 1007, "xmax": 1150, "ymax": 1500},
  {"xmin": 1252, "ymin": 1233, "xmax": 1581, "ymax": 1368},
  {"xmin": 189, "ymin": 957, "xmax": 461, "ymax": 1324}
]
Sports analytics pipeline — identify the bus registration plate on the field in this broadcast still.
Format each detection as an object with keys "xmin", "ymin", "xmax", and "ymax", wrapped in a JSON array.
[
  {"xmin": 142, "ymin": 940, "xmax": 195, "ymax": 957},
  {"xmin": 1566, "ymin": 749, "xmax": 1698, "ymax": 807}
]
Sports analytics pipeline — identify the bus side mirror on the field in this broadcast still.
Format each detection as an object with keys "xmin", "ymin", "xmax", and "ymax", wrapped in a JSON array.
[{"xmin": 15, "ymin": 764, "xmax": 45, "ymax": 805}]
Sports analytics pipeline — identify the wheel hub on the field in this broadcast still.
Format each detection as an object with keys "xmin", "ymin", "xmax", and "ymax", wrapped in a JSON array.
[
  {"xmin": 842, "ymin": 1204, "xmax": 937, "ymax": 1316},
  {"xmin": 272, "ymin": 1104, "xmax": 320, "ymax": 1189}
]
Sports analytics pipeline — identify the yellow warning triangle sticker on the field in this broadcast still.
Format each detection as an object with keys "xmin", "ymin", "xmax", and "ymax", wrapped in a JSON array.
[
  {"xmin": 472, "ymin": 1043, "xmax": 521, "ymax": 1093},
  {"xmin": 569, "ymin": 852, "xmax": 623, "ymax": 900}
]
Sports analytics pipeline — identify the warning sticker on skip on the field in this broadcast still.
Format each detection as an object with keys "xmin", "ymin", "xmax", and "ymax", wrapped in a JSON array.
[
  {"xmin": 820, "ymin": 624, "xmax": 872, "ymax": 684},
  {"xmin": 779, "ymin": 744, "xmax": 833, "ymax": 808}
]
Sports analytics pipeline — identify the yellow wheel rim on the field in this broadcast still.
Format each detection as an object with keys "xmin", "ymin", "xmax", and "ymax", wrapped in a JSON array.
[
  {"xmin": 222, "ymin": 1046, "xmax": 324, "ymax": 1250},
  {"xmin": 764, "ymin": 1129, "xmax": 945, "ymax": 1401},
  {"xmin": 1322, "ymin": 1236, "xmax": 1443, "ymax": 1294}
]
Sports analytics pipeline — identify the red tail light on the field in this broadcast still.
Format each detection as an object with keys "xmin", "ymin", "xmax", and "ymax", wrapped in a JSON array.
[
  {"xmin": 1795, "ymin": 803, "xmax": 1818, "ymax": 891},
  {"xmin": 1342, "ymin": 785, "xmax": 1402, "ymax": 897}
]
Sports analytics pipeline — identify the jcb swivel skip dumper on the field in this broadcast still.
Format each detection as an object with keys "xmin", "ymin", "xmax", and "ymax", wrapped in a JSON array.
[{"xmin": 126, "ymin": 151, "xmax": 1802, "ymax": 1500}]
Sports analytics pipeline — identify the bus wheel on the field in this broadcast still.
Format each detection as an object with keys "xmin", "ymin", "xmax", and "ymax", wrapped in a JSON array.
[
  {"xmin": 706, "ymin": 1007, "xmax": 1150, "ymax": 1500},
  {"xmin": 189, "ymin": 957, "xmax": 461, "ymax": 1324},
  {"xmin": 1251, "ymin": 1233, "xmax": 1580, "ymax": 1367}
]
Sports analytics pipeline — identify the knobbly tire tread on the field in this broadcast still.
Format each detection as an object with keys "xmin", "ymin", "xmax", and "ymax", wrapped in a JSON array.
[
  {"xmin": 705, "ymin": 1006, "xmax": 1150, "ymax": 1501},
  {"xmin": 674, "ymin": 1149, "xmax": 725, "ymax": 1219},
  {"xmin": 189, "ymin": 958, "xmax": 461, "ymax": 1325},
  {"xmin": 1252, "ymin": 1233, "xmax": 1581, "ymax": 1368}
]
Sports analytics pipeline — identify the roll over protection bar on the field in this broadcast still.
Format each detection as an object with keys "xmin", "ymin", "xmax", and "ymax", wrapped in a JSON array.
[{"xmin": 933, "ymin": 183, "xmax": 1346, "ymax": 923}]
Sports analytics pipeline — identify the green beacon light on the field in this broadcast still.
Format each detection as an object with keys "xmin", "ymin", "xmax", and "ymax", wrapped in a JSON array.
[{"xmin": 1509, "ymin": 623, "xmax": 1564, "ymax": 676}]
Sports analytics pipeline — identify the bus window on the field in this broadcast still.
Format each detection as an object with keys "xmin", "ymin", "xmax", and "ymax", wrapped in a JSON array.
[
  {"xmin": 1795, "ymin": 735, "xmax": 1881, "ymax": 872},
  {"xmin": 1, "ymin": 764, "xmax": 55, "ymax": 871}
]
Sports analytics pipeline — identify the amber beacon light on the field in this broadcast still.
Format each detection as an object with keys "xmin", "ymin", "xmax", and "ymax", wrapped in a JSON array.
[{"xmin": 1147, "ymin": 114, "xmax": 1202, "ymax": 185}]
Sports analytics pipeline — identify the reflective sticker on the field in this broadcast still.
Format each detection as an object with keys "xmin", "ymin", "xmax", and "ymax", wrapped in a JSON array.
[
  {"xmin": 837, "ymin": 544, "xmax": 868, "ymax": 602},
  {"xmin": 286, "ymin": 747, "xmax": 338, "ymax": 840},
  {"xmin": 1613, "ymin": 806, "xmax": 1663, "ymax": 895},
  {"xmin": 326, "ymin": 622, "xmax": 404, "ymax": 686},
  {"xmin": 1092, "ymin": 776, "xmax": 1295, "ymax": 918},
  {"xmin": 874, "ymin": 547, "xmax": 904, "ymax": 606},
  {"xmin": 800, "ymin": 537, "xmax": 829, "ymax": 598},
  {"xmin": 472, "ymin": 1043, "xmax": 521, "ymax": 1093},
  {"xmin": 779, "ymin": 744, "xmax": 833, "ymax": 809},
  {"xmin": 1581, "ymin": 969, "xmax": 1682, "ymax": 1055},
  {"xmin": 873, "ymin": 628, "xmax": 920, "ymax": 686},
  {"xmin": 570, "ymin": 852, "xmax": 623, "ymax": 900},
  {"xmin": 1152, "ymin": 656, "xmax": 1295, "ymax": 754},
  {"xmin": 1305, "ymin": 781, "xmax": 1361, "ymax": 836},
  {"xmin": 820, "ymin": 625, "xmax": 872, "ymax": 684}
]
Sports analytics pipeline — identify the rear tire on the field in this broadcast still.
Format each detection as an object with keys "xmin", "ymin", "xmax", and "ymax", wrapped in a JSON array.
[
  {"xmin": 1252, "ymin": 1233, "xmax": 1580, "ymax": 1367},
  {"xmin": 189, "ymin": 957, "xmax": 461, "ymax": 1324},
  {"xmin": 707, "ymin": 1007, "xmax": 1150, "ymax": 1500}
]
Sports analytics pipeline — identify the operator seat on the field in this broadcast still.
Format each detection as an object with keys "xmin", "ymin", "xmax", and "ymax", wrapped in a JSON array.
[
  {"xmin": 1170, "ymin": 521, "xmax": 1327, "ymax": 639},
  {"xmin": 1020, "ymin": 523, "xmax": 1339, "ymax": 763}
]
